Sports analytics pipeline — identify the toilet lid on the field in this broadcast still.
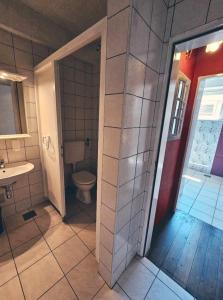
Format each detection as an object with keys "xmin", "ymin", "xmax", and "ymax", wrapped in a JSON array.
[{"xmin": 72, "ymin": 171, "xmax": 96, "ymax": 185}]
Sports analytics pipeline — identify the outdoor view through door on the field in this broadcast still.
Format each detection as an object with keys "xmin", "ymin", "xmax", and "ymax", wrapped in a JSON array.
[
  {"xmin": 177, "ymin": 75, "xmax": 223, "ymax": 228},
  {"xmin": 147, "ymin": 32, "xmax": 223, "ymax": 300}
]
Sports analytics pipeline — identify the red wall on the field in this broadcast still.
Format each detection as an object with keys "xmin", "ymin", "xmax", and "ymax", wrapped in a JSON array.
[{"xmin": 155, "ymin": 44, "xmax": 223, "ymax": 225}]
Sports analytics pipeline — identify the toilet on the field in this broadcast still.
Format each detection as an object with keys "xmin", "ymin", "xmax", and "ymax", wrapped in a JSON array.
[{"xmin": 64, "ymin": 141, "xmax": 96, "ymax": 204}]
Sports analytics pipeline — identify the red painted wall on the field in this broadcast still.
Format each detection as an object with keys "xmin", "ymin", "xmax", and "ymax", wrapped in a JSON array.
[
  {"xmin": 155, "ymin": 45, "xmax": 223, "ymax": 225},
  {"xmin": 211, "ymin": 126, "xmax": 223, "ymax": 176}
]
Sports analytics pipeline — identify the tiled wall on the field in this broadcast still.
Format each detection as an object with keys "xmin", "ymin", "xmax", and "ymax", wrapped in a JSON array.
[
  {"xmin": 99, "ymin": 0, "xmax": 168, "ymax": 287},
  {"xmin": 99, "ymin": 0, "xmax": 223, "ymax": 288},
  {"xmin": 0, "ymin": 28, "xmax": 52, "ymax": 217},
  {"xmin": 59, "ymin": 55, "xmax": 99, "ymax": 185}
]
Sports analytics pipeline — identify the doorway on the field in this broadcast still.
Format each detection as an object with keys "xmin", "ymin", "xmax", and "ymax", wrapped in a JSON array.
[
  {"xmin": 176, "ymin": 75, "xmax": 223, "ymax": 227},
  {"xmin": 57, "ymin": 39, "xmax": 101, "ymax": 253},
  {"xmin": 145, "ymin": 28, "xmax": 223, "ymax": 300},
  {"xmin": 35, "ymin": 18, "xmax": 106, "ymax": 261}
]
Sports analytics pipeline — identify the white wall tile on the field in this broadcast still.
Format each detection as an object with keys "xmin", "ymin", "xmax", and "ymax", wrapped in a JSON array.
[
  {"xmin": 133, "ymin": 0, "xmax": 153, "ymax": 26},
  {"xmin": 120, "ymin": 128, "xmax": 139, "ymax": 158},
  {"xmin": 105, "ymin": 55, "xmax": 126, "ymax": 94},
  {"xmin": 130, "ymin": 9, "xmax": 150, "ymax": 64},
  {"xmin": 101, "ymin": 204, "xmax": 116, "ymax": 233},
  {"xmin": 107, "ymin": 0, "xmax": 130, "ymax": 17},
  {"xmin": 104, "ymin": 94, "xmax": 123, "ymax": 128},
  {"xmin": 207, "ymin": 0, "xmax": 223, "ymax": 22},
  {"xmin": 151, "ymin": 0, "xmax": 168, "ymax": 40},
  {"xmin": 101, "ymin": 180, "xmax": 117, "ymax": 211},
  {"xmin": 107, "ymin": 8, "xmax": 130, "ymax": 58},
  {"xmin": 116, "ymin": 202, "xmax": 132, "ymax": 232},
  {"xmin": 138, "ymin": 127, "xmax": 152, "ymax": 153},
  {"xmin": 13, "ymin": 36, "xmax": 32, "ymax": 53},
  {"xmin": 103, "ymin": 127, "xmax": 121, "ymax": 158},
  {"xmin": 117, "ymin": 180, "xmax": 134, "ymax": 210},
  {"xmin": 141, "ymin": 100, "xmax": 155, "ymax": 127},
  {"xmin": 0, "ymin": 43, "xmax": 15, "ymax": 66},
  {"xmin": 144, "ymin": 66, "xmax": 159, "ymax": 100},
  {"xmin": 119, "ymin": 156, "xmax": 137, "ymax": 186},
  {"xmin": 123, "ymin": 94, "xmax": 142, "ymax": 128},
  {"xmin": 100, "ymin": 224, "xmax": 114, "ymax": 252},
  {"xmin": 102, "ymin": 155, "xmax": 119, "ymax": 186},
  {"xmin": 171, "ymin": 0, "xmax": 210, "ymax": 36},
  {"xmin": 0, "ymin": 29, "xmax": 13, "ymax": 46},
  {"xmin": 14, "ymin": 49, "xmax": 33, "ymax": 70},
  {"xmin": 147, "ymin": 31, "xmax": 163, "ymax": 72},
  {"xmin": 126, "ymin": 55, "xmax": 146, "ymax": 97}
]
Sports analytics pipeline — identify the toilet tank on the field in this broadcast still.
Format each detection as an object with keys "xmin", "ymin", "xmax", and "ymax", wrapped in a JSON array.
[{"xmin": 64, "ymin": 141, "xmax": 85, "ymax": 164}]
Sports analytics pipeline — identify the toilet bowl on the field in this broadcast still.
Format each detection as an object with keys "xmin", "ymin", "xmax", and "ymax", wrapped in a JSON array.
[{"xmin": 72, "ymin": 170, "xmax": 96, "ymax": 204}]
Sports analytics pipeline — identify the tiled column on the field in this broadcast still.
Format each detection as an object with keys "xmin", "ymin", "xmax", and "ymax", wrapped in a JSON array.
[{"xmin": 99, "ymin": 0, "xmax": 168, "ymax": 287}]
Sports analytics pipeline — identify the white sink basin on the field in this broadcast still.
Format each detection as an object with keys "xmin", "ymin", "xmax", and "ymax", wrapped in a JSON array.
[{"xmin": 0, "ymin": 162, "xmax": 34, "ymax": 186}]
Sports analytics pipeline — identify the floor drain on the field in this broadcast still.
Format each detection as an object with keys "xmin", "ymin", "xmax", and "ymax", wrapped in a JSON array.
[
  {"xmin": 22, "ymin": 210, "xmax": 37, "ymax": 221},
  {"xmin": 204, "ymin": 174, "xmax": 211, "ymax": 178}
]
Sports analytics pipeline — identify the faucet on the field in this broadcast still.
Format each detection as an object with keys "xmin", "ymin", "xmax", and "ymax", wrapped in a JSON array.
[{"xmin": 0, "ymin": 159, "xmax": 5, "ymax": 169}]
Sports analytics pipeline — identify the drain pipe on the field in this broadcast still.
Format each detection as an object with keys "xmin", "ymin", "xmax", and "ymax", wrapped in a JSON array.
[{"xmin": 0, "ymin": 183, "xmax": 15, "ymax": 234}]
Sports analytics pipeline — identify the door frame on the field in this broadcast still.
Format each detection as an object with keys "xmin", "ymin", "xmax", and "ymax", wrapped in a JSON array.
[
  {"xmin": 169, "ymin": 71, "xmax": 191, "ymax": 212},
  {"xmin": 34, "ymin": 17, "xmax": 107, "ymax": 262},
  {"xmin": 141, "ymin": 23, "xmax": 223, "ymax": 256}
]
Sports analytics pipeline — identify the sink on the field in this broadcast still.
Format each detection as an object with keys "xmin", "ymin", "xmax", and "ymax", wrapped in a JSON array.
[{"xmin": 0, "ymin": 162, "xmax": 34, "ymax": 187}]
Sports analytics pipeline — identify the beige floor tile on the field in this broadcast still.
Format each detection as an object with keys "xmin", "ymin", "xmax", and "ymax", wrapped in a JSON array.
[
  {"xmin": 4, "ymin": 213, "xmax": 28, "ymax": 232},
  {"xmin": 35, "ymin": 210, "xmax": 62, "ymax": 233},
  {"xmin": 67, "ymin": 253, "xmax": 104, "ymax": 300},
  {"xmin": 118, "ymin": 258, "xmax": 155, "ymax": 299},
  {"xmin": 13, "ymin": 236, "xmax": 50, "ymax": 273},
  {"xmin": 53, "ymin": 235, "xmax": 90, "ymax": 273},
  {"xmin": 0, "ymin": 252, "xmax": 17, "ymax": 286},
  {"xmin": 19, "ymin": 253, "xmax": 63, "ymax": 300},
  {"xmin": 0, "ymin": 233, "xmax": 10, "ymax": 257},
  {"xmin": 0, "ymin": 276, "xmax": 24, "ymax": 300},
  {"xmin": 34, "ymin": 201, "xmax": 55, "ymax": 217},
  {"xmin": 67, "ymin": 211, "xmax": 94, "ymax": 233},
  {"xmin": 78, "ymin": 223, "xmax": 96, "ymax": 251},
  {"xmin": 39, "ymin": 277, "xmax": 77, "ymax": 300},
  {"xmin": 44, "ymin": 222, "xmax": 74, "ymax": 250},
  {"xmin": 94, "ymin": 284, "xmax": 129, "ymax": 300},
  {"xmin": 8, "ymin": 221, "xmax": 41, "ymax": 249}
]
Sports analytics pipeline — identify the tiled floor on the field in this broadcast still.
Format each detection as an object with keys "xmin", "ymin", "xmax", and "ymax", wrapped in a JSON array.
[
  {"xmin": 0, "ymin": 194, "xmax": 194, "ymax": 299},
  {"xmin": 177, "ymin": 168, "xmax": 223, "ymax": 230},
  {"xmin": 116, "ymin": 257, "xmax": 194, "ymax": 300},
  {"xmin": 0, "ymin": 196, "xmax": 99, "ymax": 300}
]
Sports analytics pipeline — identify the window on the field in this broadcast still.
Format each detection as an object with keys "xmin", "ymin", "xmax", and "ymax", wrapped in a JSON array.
[
  {"xmin": 169, "ymin": 76, "xmax": 189, "ymax": 139},
  {"xmin": 199, "ymin": 104, "xmax": 214, "ymax": 116}
]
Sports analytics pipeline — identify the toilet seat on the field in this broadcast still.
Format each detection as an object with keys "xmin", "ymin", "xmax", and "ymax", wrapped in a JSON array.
[{"xmin": 72, "ymin": 171, "xmax": 96, "ymax": 185}]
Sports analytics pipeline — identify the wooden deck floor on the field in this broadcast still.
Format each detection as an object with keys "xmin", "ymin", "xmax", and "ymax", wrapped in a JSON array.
[{"xmin": 148, "ymin": 210, "xmax": 223, "ymax": 300}]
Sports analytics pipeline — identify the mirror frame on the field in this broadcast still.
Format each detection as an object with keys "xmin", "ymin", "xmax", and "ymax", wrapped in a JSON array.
[{"xmin": 0, "ymin": 70, "xmax": 31, "ymax": 140}]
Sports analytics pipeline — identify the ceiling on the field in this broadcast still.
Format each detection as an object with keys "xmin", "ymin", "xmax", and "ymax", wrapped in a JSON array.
[{"xmin": 19, "ymin": 0, "xmax": 106, "ymax": 36}]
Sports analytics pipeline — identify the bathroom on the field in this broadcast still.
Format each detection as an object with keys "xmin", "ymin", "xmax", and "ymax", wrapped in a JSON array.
[
  {"xmin": 2, "ymin": 1, "xmax": 223, "ymax": 299},
  {"xmin": 0, "ymin": 21, "xmax": 105, "ymax": 298},
  {"xmin": 60, "ymin": 41, "xmax": 100, "ymax": 221}
]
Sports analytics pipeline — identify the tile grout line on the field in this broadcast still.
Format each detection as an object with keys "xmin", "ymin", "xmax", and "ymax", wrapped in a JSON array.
[
  {"xmin": 3, "ymin": 219, "xmax": 27, "ymax": 300},
  {"xmin": 33, "ymin": 216, "xmax": 80, "ymax": 300}
]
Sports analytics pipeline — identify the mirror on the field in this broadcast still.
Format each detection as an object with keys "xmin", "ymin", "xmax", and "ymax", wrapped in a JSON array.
[{"xmin": 0, "ymin": 70, "xmax": 28, "ymax": 137}]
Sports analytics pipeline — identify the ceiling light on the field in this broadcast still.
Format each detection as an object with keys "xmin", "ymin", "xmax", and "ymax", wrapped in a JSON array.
[
  {"xmin": 0, "ymin": 70, "xmax": 27, "ymax": 81},
  {"xmin": 174, "ymin": 52, "xmax": 181, "ymax": 61},
  {"xmin": 206, "ymin": 41, "xmax": 222, "ymax": 53}
]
